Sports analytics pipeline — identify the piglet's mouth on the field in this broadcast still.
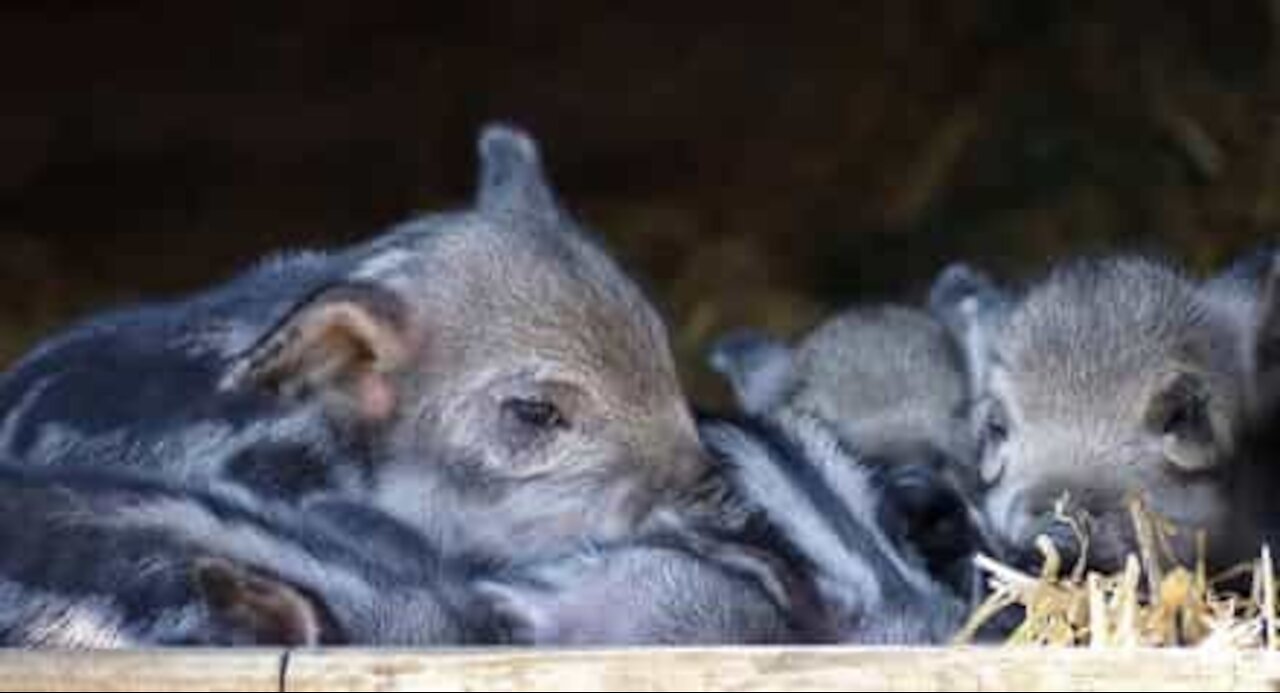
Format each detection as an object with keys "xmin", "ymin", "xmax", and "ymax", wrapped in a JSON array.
[
  {"xmin": 1004, "ymin": 502, "xmax": 1176, "ymax": 577},
  {"xmin": 985, "ymin": 493, "xmax": 1097, "ymax": 573},
  {"xmin": 998, "ymin": 518, "xmax": 1088, "ymax": 575}
]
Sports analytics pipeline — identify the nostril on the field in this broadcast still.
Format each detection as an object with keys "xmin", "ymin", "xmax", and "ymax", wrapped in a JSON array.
[
  {"xmin": 1037, "ymin": 518, "xmax": 1084, "ymax": 570},
  {"xmin": 1000, "ymin": 516, "xmax": 1082, "ymax": 574},
  {"xmin": 986, "ymin": 489, "xmax": 1084, "ymax": 572}
]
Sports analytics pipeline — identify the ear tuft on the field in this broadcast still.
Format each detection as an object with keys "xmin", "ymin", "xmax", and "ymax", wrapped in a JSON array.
[
  {"xmin": 927, "ymin": 262, "xmax": 1012, "ymax": 396},
  {"xmin": 476, "ymin": 123, "xmax": 560, "ymax": 218},
  {"xmin": 1254, "ymin": 252, "xmax": 1280, "ymax": 409},
  {"xmin": 927, "ymin": 263, "xmax": 1004, "ymax": 322},
  {"xmin": 706, "ymin": 329, "xmax": 794, "ymax": 415}
]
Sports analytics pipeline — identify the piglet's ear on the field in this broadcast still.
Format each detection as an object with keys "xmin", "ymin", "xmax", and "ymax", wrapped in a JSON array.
[
  {"xmin": 1255, "ymin": 253, "xmax": 1280, "ymax": 408},
  {"xmin": 221, "ymin": 283, "xmax": 412, "ymax": 423},
  {"xmin": 927, "ymin": 262, "xmax": 1012, "ymax": 397},
  {"xmin": 706, "ymin": 329, "xmax": 794, "ymax": 415},
  {"xmin": 475, "ymin": 123, "xmax": 562, "ymax": 220},
  {"xmin": 1206, "ymin": 244, "xmax": 1277, "ymax": 295},
  {"xmin": 193, "ymin": 557, "xmax": 326, "ymax": 646}
]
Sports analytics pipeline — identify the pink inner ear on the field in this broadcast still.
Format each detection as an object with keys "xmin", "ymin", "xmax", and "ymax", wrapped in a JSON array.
[{"xmin": 355, "ymin": 371, "xmax": 398, "ymax": 421}]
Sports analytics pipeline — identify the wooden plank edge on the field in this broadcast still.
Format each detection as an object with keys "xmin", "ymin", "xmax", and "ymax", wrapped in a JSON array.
[
  {"xmin": 0, "ymin": 646, "xmax": 1276, "ymax": 692},
  {"xmin": 0, "ymin": 648, "xmax": 287, "ymax": 692},
  {"xmin": 281, "ymin": 646, "xmax": 1280, "ymax": 692}
]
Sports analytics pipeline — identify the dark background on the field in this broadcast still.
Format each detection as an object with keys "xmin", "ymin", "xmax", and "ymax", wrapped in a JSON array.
[{"xmin": 2, "ymin": 2, "xmax": 1276, "ymax": 403}]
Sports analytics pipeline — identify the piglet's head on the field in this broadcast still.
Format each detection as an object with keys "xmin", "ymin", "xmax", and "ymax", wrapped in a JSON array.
[{"xmin": 222, "ymin": 125, "xmax": 710, "ymax": 561}]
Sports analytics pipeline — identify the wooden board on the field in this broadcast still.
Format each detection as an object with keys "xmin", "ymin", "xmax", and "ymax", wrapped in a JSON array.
[
  {"xmin": 0, "ymin": 647, "xmax": 1278, "ymax": 692},
  {"xmin": 0, "ymin": 649, "xmax": 285, "ymax": 692},
  {"xmin": 283, "ymin": 647, "xmax": 1280, "ymax": 692}
]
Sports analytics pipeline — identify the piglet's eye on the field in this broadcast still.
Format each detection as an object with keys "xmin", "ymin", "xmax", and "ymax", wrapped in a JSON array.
[
  {"xmin": 977, "ymin": 398, "xmax": 1010, "ymax": 447},
  {"xmin": 1150, "ymin": 373, "xmax": 1211, "ymax": 443},
  {"xmin": 1161, "ymin": 397, "xmax": 1202, "ymax": 437},
  {"xmin": 502, "ymin": 398, "xmax": 568, "ymax": 430},
  {"xmin": 984, "ymin": 413, "xmax": 1008, "ymax": 446}
]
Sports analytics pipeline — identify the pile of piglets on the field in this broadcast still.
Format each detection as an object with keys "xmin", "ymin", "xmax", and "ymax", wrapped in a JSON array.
[{"xmin": 0, "ymin": 124, "xmax": 1275, "ymax": 647}]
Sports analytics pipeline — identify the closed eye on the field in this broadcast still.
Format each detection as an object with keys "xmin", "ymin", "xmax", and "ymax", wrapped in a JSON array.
[{"xmin": 503, "ymin": 398, "xmax": 568, "ymax": 430}]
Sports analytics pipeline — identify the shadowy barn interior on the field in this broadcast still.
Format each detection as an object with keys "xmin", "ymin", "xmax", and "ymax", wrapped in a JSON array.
[
  {"xmin": 1, "ymin": 2, "xmax": 1280, "ymax": 689},
  {"xmin": 0, "ymin": 2, "xmax": 1276, "ymax": 402}
]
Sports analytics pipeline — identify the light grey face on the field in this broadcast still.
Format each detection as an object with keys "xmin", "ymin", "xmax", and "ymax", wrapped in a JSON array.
[
  {"xmin": 789, "ymin": 307, "xmax": 971, "ymax": 464},
  {"xmin": 709, "ymin": 307, "xmax": 972, "ymax": 466},
  {"xmin": 371, "ymin": 223, "xmax": 707, "ymax": 560},
  {"xmin": 958, "ymin": 258, "xmax": 1255, "ymax": 571},
  {"xmin": 225, "ymin": 126, "xmax": 710, "ymax": 562}
]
